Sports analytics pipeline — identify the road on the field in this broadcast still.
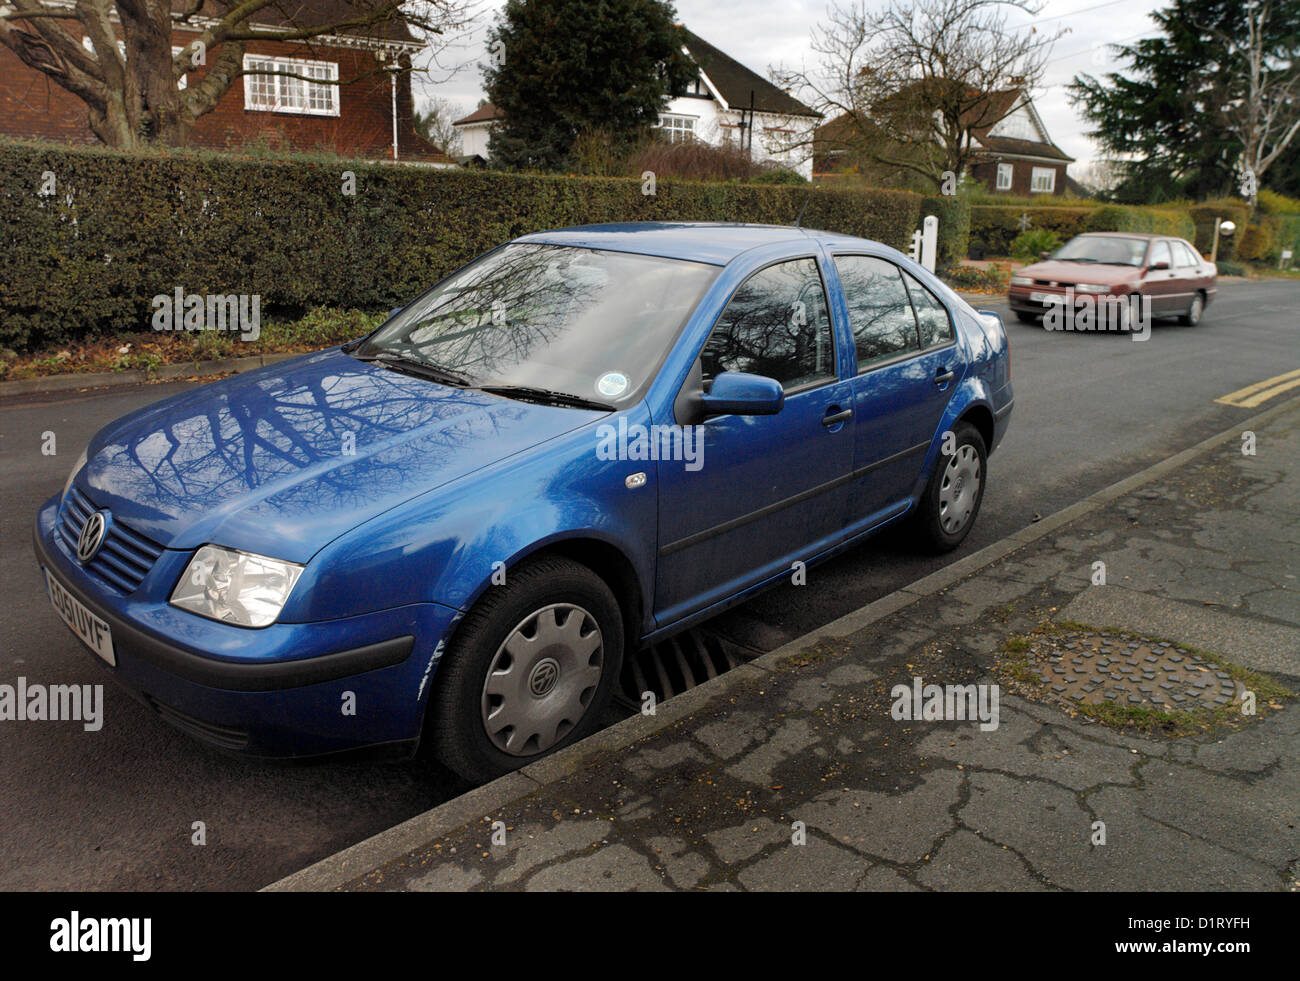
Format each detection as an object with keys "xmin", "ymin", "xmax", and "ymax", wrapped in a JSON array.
[{"xmin": 1, "ymin": 280, "xmax": 1296, "ymax": 890}]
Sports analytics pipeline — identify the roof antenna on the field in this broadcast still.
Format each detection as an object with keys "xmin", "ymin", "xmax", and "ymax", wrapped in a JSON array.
[{"xmin": 794, "ymin": 184, "xmax": 816, "ymax": 228}]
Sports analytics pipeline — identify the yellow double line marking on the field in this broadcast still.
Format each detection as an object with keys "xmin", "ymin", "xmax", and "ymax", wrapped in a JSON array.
[{"xmin": 1216, "ymin": 368, "xmax": 1300, "ymax": 408}]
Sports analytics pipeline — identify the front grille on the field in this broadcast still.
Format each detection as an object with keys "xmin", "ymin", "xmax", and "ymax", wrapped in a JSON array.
[
  {"xmin": 58, "ymin": 485, "xmax": 165, "ymax": 594},
  {"xmin": 146, "ymin": 696, "xmax": 250, "ymax": 751}
]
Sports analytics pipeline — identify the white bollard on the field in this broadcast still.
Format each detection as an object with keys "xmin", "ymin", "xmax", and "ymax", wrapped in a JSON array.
[{"xmin": 921, "ymin": 215, "xmax": 938, "ymax": 272}]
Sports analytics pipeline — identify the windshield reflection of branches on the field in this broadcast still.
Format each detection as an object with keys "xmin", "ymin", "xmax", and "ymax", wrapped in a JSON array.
[{"xmin": 393, "ymin": 245, "xmax": 604, "ymax": 379}]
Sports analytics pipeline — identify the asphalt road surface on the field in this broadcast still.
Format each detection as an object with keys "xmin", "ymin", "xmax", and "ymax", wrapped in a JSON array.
[{"xmin": 1, "ymin": 280, "xmax": 1296, "ymax": 890}]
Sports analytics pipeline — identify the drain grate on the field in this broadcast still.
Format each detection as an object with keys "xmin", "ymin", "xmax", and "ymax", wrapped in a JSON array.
[{"xmin": 619, "ymin": 629, "xmax": 757, "ymax": 706}]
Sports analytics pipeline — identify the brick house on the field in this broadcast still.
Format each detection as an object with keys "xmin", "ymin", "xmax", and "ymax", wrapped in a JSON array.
[
  {"xmin": 815, "ymin": 89, "xmax": 1075, "ymax": 196},
  {"xmin": 0, "ymin": 1, "xmax": 449, "ymax": 162},
  {"xmin": 966, "ymin": 90, "xmax": 1074, "ymax": 197}
]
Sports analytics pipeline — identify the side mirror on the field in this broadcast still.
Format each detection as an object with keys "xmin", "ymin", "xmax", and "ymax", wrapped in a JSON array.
[
  {"xmin": 1148, "ymin": 260, "xmax": 1170, "ymax": 271},
  {"xmin": 698, "ymin": 371, "xmax": 784, "ymax": 418}
]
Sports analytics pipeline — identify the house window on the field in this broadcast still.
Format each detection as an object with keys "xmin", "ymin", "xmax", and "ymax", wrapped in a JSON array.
[
  {"xmin": 243, "ymin": 55, "xmax": 339, "ymax": 116},
  {"xmin": 1030, "ymin": 167, "xmax": 1056, "ymax": 193},
  {"xmin": 656, "ymin": 114, "xmax": 695, "ymax": 143},
  {"xmin": 996, "ymin": 163, "xmax": 1013, "ymax": 190}
]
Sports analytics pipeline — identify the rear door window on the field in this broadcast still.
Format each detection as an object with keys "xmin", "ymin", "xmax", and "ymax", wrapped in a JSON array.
[
  {"xmin": 1174, "ymin": 241, "xmax": 1201, "ymax": 267},
  {"xmin": 832, "ymin": 255, "xmax": 920, "ymax": 370}
]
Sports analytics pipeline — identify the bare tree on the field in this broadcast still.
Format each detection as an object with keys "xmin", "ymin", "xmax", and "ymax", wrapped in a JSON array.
[
  {"xmin": 414, "ymin": 94, "xmax": 463, "ymax": 155},
  {"xmin": 0, "ymin": 1, "xmax": 474, "ymax": 149},
  {"xmin": 1207, "ymin": 0, "xmax": 1300, "ymax": 206},
  {"xmin": 774, "ymin": 0, "xmax": 1066, "ymax": 189}
]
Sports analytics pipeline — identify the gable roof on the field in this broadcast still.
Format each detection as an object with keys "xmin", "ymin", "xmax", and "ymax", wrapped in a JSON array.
[
  {"xmin": 971, "ymin": 90, "xmax": 1074, "ymax": 162},
  {"xmin": 680, "ymin": 30, "xmax": 820, "ymax": 119},
  {"xmin": 452, "ymin": 103, "xmax": 505, "ymax": 127}
]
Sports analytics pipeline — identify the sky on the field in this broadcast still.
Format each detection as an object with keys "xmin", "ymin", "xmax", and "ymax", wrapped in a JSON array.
[{"xmin": 412, "ymin": 0, "xmax": 1172, "ymax": 175}]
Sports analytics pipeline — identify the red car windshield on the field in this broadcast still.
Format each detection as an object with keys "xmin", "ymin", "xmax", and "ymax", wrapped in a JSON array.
[{"xmin": 1053, "ymin": 236, "xmax": 1148, "ymax": 267}]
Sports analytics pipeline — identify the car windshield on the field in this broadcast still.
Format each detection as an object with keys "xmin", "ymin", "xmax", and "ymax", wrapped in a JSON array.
[
  {"xmin": 354, "ymin": 244, "xmax": 719, "ymax": 404},
  {"xmin": 1052, "ymin": 236, "xmax": 1149, "ymax": 267}
]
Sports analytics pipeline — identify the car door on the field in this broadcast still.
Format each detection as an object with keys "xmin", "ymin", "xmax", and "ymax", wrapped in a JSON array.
[
  {"xmin": 1173, "ymin": 239, "xmax": 1211, "ymax": 299},
  {"xmin": 1143, "ymin": 240, "xmax": 1180, "ymax": 316},
  {"xmin": 830, "ymin": 254, "xmax": 962, "ymax": 528},
  {"xmin": 654, "ymin": 256, "xmax": 854, "ymax": 624}
]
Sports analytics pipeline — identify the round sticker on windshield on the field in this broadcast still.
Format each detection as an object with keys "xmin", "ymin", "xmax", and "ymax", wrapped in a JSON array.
[{"xmin": 596, "ymin": 372, "xmax": 629, "ymax": 399}]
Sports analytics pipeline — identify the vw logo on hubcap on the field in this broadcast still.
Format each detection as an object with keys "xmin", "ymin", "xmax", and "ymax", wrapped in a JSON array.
[
  {"xmin": 528, "ymin": 658, "xmax": 560, "ymax": 697},
  {"xmin": 76, "ymin": 511, "xmax": 108, "ymax": 564}
]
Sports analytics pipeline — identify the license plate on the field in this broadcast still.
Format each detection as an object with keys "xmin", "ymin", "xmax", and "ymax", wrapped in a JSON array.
[
  {"xmin": 1029, "ymin": 291, "xmax": 1057, "ymax": 303},
  {"xmin": 45, "ymin": 568, "xmax": 115, "ymax": 666}
]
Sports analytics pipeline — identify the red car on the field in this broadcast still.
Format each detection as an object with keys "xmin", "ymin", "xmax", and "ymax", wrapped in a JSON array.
[{"xmin": 1008, "ymin": 233, "xmax": 1217, "ymax": 327}]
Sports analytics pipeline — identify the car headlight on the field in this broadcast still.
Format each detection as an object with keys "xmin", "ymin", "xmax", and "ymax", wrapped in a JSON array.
[
  {"xmin": 1075, "ymin": 283, "xmax": 1111, "ymax": 293},
  {"xmin": 1010, "ymin": 275, "xmax": 1033, "ymax": 286},
  {"xmin": 62, "ymin": 448, "xmax": 88, "ymax": 502},
  {"xmin": 170, "ymin": 545, "xmax": 304, "ymax": 628}
]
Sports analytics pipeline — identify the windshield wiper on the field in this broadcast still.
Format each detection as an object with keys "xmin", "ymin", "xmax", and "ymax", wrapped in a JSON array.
[
  {"xmin": 478, "ymin": 385, "xmax": 614, "ymax": 411},
  {"xmin": 353, "ymin": 351, "xmax": 473, "ymax": 387}
]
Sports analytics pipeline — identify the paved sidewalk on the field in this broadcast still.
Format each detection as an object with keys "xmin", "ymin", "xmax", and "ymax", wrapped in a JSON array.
[{"xmin": 272, "ymin": 400, "xmax": 1300, "ymax": 892}]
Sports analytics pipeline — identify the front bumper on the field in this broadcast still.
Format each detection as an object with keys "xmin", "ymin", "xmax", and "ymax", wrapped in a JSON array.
[
  {"xmin": 34, "ymin": 494, "xmax": 460, "ymax": 758},
  {"xmin": 1007, "ymin": 285, "xmax": 1131, "ymax": 315}
]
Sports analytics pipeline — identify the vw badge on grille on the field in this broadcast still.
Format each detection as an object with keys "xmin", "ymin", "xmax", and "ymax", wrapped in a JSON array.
[{"xmin": 77, "ymin": 511, "xmax": 107, "ymax": 564}]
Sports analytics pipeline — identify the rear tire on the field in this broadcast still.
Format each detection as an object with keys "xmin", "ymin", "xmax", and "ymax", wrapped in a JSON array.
[
  {"xmin": 426, "ymin": 556, "xmax": 624, "ymax": 783},
  {"xmin": 1179, "ymin": 291, "xmax": 1205, "ymax": 326},
  {"xmin": 911, "ymin": 422, "xmax": 987, "ymax": 553}
]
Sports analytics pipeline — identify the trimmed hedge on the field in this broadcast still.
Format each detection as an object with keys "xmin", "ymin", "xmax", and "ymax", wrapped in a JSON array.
[
  {"xmin": 0, "ymin": 139, "xmax": 922, "ymax": 351},
  {"xmin": 1083, "ymin": 204, "xmax": 1194, "ymax": 239},
  {"xmin": 970, "ymin": 206, "xmax": 1092, "ymax": 256},
  {"xmin": 1275, "ymin": 216, "xmax": 1300, "ymax": 263},
  {"xmin": 970, "ymin": 203, "xmax": 1196, "ymax": 257}
]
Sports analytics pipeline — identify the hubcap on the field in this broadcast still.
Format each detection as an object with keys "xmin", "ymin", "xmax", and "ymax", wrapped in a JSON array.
[
  {"xmin": 938, "ymin": 445, "xmax": 981, "ymax": 535},
  {"xmin": 480, "ymin": 603, "xmax": 604, "ymax": 757}
]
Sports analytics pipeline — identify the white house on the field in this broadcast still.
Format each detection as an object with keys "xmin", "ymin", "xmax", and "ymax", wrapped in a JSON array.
[
  {"xmin": 452, "ymin": 29, "xmax": 821, "ymax": 177},
  {"xmin": 450, "ymin": 102, "xmax": 503, "ymax": 164}
]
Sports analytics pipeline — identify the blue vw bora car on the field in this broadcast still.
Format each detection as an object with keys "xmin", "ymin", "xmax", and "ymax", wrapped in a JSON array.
[{"xmin": 35, "ymin": 223, "xmax": 1013, "ymax": 781}]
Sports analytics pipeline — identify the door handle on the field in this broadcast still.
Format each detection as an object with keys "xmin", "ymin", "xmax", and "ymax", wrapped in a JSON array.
[
  {"xmin": 822, "ymin": 407, "xmax": 853, "ymax": 427},
  {"xmin": 934, "ymin": 367, "xmax": 955, "ymax": 385}
]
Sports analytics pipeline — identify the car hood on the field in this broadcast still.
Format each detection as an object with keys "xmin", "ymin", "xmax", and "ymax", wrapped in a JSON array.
[
  {"xmin": 80, "ymin": 349, "xmax": 603, "ymax": 562},
  {"xmin": 1017, "ymin": 260, "xmax": 1141, "ymax": 285}
]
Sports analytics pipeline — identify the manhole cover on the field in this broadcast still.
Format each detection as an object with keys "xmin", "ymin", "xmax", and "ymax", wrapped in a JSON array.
[{"xmin": 1028, "ymin": 629, "xmax": 1240, "ymax": 711}]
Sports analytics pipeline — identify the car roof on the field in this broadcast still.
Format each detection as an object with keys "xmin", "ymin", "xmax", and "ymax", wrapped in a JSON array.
[
  {"xmin": 1077, "ymin": 232, "xmax": 1164, "ymax": 241},
  {"xmin": 515, "ymin": 221, "xmax": 868, "ymax": 265}
]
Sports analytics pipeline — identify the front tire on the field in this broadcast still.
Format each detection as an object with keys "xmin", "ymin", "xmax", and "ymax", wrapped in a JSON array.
[
  {"xmin": 427, "ymin": 556, "xmax": 624, "ymax": 783},
  {"xmin": 912, "ymin": 422, "xmax": 987, "ymax": 553}
]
